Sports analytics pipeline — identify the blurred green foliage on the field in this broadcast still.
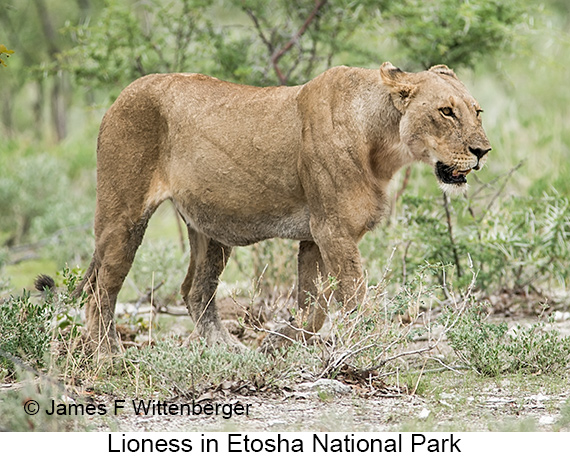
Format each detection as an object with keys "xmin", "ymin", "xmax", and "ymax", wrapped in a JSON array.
[
  {"xmin": 385, "ymin": 0, "xmax": 528, "ymax": 69},
  {"xmin": 0, "ymin": 0, "xmax": 569, "ymax": 304},
  {"xmin": 60, "ymin": 0, "xmax": 529, "ymax": 89},
  {"xmin": 60, "ymin": 0, "xmax": 213, "ymax": 95},
  {"xmin": 0, "ymin": 151, "xmax": 94, "ymax": 264}
]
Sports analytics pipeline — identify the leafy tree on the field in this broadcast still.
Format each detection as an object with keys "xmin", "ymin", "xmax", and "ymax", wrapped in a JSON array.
[
  {"xmin": 61, "ymin": 0, "xmax": 530, "ymax": 92},
  {"xmin": 1, "ymin": 0, "xmax": 532, "ymax": 140},
  {"xmin": 385, "ymin": 0, "xmax": 528, "ymax": 69},
  {"xmin": 60, "ymin": 0, "xmax": 213, "ymax": 94},
  {"xmin": 0, "ymin": 1, "xmax": 83, "ymax": 139},
  {"xmin": 221, "ymin": 0, "xmax": 382, "ymax": 85},
  {"xmin": 61, "ymin": 0, "xmax": 382, "ymax": 90}
]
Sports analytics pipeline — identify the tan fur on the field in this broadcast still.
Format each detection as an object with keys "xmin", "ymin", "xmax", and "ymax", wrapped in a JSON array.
[{"xmin": 78, "ymin": 63, "xmax": 490, "ymax": 354}]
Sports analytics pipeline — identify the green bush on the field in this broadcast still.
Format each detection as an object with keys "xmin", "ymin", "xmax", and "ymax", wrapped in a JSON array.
[
  {"xmin": 0, "ymin": 154, "xmax": 69, "ymax": 245},
  {"xmin": 0, "ymin": 152, "xmax": 94, "ymax": 268},
  {"xmin": 447, "ymin": 305, "xmax": 570, "ymax": 376},
  {"xmin": 362, "ymin": 193, "xmax": 570, "ymax": 298},
  {"xmin": 480, "ymin": 195, "xmax": 570, "ymax": 292},
  {"xmin": 0, "ymin": 291, "xmax": 55, "ymax": 374},
  {"xmin": 118, "ymin": 338, "xmax": 316, "ymax": 397},
  {"xmin": 0, "ymin": 267, "xmax": 85, "ymax": 378},
  {"xmin": 386, "ymin": 0, "xmax": 529, "ymax": 69}
]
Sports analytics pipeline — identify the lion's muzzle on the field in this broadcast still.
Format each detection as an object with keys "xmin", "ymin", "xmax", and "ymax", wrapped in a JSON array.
[{"xmin": 435, "ymin": 162, "xmax": 471, "ymax": 185}]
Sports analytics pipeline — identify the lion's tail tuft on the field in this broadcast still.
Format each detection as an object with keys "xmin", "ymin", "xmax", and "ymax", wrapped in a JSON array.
[{"xmin": 34, "ymin": 274, "xmax": 56, "ymax": 292}]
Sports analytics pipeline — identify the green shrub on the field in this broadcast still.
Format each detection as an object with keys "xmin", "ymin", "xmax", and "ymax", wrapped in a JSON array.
[
  {"xmin": 386, "ymin": 0, "xmax": 528, "ymax": 69},
  {"xmin": 0, "ymin": 291, "xmax": 54, "ymax": 374},
  {"xmin": 0, "ymin": 152, "xmax": 94, "ymax": 269},
  {"xmin": 447, "ymin": 305, "xmax": 570, "ymax": 376},
  {"xmin": 0, "ymin": 154, "xmax": 68, "ymax": 245},
  {"xmin": 446, "ymin": 306, "xmax": 509, "ymax": 376},
  {"xmin": 362, "ymin": 193, "xmax": 570, "ymax": 299},
  {"xmin": 0, "ymin": 267, "xmax": 85, "ymax": 378},
  {"xmin": 117, "ymin": 338, "xmax": 316, "ymax": 397}
]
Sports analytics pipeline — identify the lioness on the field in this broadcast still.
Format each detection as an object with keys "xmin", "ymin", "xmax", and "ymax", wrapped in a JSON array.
[{"xmin": 78, "ymin": 62, "xmax": 490, "ymax": 354}]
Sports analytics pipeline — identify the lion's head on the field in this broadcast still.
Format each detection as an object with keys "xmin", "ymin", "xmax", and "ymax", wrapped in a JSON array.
[{"xmin": 380, "ymin": 62, "xmax": 491, "ymax": 192}]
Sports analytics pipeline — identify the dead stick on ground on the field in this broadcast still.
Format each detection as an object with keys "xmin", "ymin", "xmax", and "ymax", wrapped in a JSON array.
[{"xmin": 443, "ymin": 192, "xmax": 462, "ymax": 278}]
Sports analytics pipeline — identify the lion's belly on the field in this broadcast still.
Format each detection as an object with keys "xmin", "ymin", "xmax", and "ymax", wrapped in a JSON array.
[
  {"xmin": 167, "ymin": 137, "xmax": 310, "ymax": 245},
  {"xmin": 174, "ymin": 199, "xmax": 312, "ymax": 246}
]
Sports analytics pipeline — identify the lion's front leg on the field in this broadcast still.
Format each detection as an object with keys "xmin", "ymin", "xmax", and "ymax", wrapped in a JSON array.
[
  {"xmin": 309, "ymin": 223, "xmax": 367, "ymax": 313},
  {"xmin": 260, "ymin": 233, "xmax": 366, "ymax": 353},
  {"xmin": 83, "ymin": 285, "xmax": 122, "ymax": 359}
]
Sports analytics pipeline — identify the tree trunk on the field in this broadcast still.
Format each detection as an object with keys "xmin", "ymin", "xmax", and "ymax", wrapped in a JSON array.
[
  {"xmin": 51, "ymin": 74, "xmax": 67, "ymax": 141},
  {"xmin": 34, "ymin": 0, "xmax": 67, "ymax": 141}
]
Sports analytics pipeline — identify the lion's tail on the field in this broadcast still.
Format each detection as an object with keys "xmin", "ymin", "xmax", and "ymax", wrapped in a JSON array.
[
  {"xmin": 35, "ymin": 256, "xmax": 98, "ymax": 299},
  {"xmin": 34, "ymin": 274, "xmax": 56, "ymax": 293}
]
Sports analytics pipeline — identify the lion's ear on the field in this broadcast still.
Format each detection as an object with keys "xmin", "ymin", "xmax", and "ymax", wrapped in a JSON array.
[
  {"xmin": 380, "ymin": 62, "xmax": 418, "ymax": 113},
  {"xmin": 428, "ymin": 64, "xmax": 458, "ymax": 79}
]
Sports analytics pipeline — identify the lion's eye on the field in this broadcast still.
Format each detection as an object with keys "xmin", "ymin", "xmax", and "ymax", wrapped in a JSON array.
[{"xmin": 439, "ymin": 107, "xmax": 454, "ymax": 118}]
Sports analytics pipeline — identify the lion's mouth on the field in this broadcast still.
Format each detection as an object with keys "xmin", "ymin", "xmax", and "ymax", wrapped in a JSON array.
[{"xmin": 435, "ymin": 162, "xmax": 472, "ymax": 185}]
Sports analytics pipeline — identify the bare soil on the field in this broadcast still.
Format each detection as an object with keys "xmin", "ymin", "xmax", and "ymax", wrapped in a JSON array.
[{"xmin": 90, "ymin": 377, "xmax": 570, "ymax": 432}]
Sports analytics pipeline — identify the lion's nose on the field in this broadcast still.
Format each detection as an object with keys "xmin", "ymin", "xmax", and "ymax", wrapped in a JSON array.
[{"xmin": 469, "ymin": 146, "xmax": 491, "ymax": 159}]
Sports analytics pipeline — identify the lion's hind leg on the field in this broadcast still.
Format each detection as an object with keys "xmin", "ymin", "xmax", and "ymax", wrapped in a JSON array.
[
  {"xmin": 81, "ymin": 150, "xmax": 164, "ymax": 356},
  {"xmin": 260, "ymin": 240, "xmax": 328, "ymax": 352},
  {"xmin": 82, "ymin": 203, "xmax": 158, "ymax": 357},
  {"xmin": 182, "ymin": 229, "xmax": 245, "ymax": 351}
]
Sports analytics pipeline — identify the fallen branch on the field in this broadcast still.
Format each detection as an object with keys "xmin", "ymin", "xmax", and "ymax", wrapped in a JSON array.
[{"xmin": 133, "ymin": 280, "xmax": 165, "ymax": 315}]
